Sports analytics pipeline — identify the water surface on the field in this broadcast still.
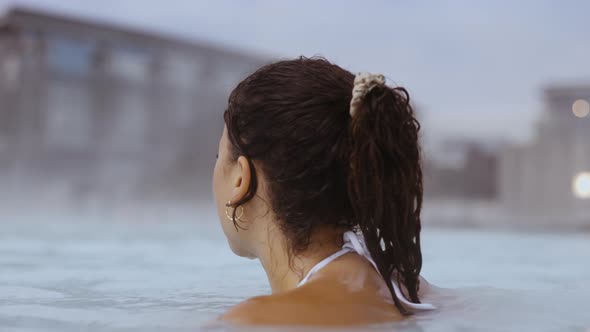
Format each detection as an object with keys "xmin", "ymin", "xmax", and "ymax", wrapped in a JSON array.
[{"xmin": 1, "ymin": 217, "xmax": 589, "ymax": 331}]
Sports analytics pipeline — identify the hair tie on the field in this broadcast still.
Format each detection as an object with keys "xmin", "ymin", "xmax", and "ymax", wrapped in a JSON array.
[{"xmin": 349, "ymin": 72, "xmax": 386, "ymax": 117}]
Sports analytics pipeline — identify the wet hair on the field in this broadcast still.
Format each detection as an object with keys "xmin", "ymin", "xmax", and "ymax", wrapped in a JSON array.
[{"xmin": 223, "ymin": 56, "xmax": 423, "ymax": 313}]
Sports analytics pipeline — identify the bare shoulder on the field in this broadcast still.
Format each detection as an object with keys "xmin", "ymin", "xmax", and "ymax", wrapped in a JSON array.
[
  {"xmin": 220, "ymin": 283, "xmax": 401, "ymax": 326},
  {"xmin": 220, "ymin": 295, "xmax": 271, "ymax": 325},
  {"xmin": 221, "ymin": 294, "xmax": 309, "ymax": 326}
]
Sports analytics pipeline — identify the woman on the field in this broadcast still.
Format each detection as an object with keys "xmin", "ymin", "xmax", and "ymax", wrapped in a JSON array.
[{"xmin": 212, "ymin": 56, "xmax": 435, "ymax": 326}]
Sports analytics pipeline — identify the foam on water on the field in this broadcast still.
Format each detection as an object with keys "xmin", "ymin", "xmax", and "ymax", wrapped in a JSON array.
[{"xmin": 1, "ymin": 217, "xmax": 589, "ymax": 332}]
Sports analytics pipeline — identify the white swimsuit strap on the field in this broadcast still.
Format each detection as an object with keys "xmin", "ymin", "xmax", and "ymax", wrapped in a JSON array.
[
  {"xmin": 297, "ymin": 247, "xmax": 354, "ymax": 287},
  {"xmin": 297, "ymin": 231, "xmax": 435, "ymax": 312},
  {"xmin": 342, "ymin": 231, "xmax": 436, "ymax": 311}
]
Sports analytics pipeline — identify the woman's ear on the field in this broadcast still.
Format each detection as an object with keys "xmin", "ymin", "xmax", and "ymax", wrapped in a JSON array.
[{"xmin": 231, "ymin": 156, "xmax": 251, "ymax": 202}]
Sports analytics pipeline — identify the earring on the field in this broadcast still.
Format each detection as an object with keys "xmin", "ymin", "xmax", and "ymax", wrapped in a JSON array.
[{"xmin": 225, "ymin": 200, "xmax": 245, "ymax": 222}]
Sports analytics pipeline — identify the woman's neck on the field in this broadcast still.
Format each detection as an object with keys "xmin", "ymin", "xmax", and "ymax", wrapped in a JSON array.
[{"xmin": 255, "ymin": 226, "xmax": 345, "ymax": 293}]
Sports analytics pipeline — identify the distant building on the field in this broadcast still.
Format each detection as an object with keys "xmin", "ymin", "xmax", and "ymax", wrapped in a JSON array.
[
  {"xmin": 499, "ymin": 85, "xmax": 590, "ymax": 225},
  {"xmin": 424, "ymin": 139, "xmax": 499, "ymax": 201},
  {"xmin": 0, "ymin": 7, "xmax": 267, "ymax": 208}
]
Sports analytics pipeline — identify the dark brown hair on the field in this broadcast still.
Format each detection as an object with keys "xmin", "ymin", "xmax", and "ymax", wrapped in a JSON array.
[{"xmin": 223, "ymin": 56, "xmax": 423, "ymax": 313}]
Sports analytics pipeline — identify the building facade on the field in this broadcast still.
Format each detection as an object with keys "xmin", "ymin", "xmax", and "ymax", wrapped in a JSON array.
[
  {"xmin": 0, "ymin": 7, "xmax": 267, "ymax": 209},
  {"xmin": 424, "ymin": 139, "xmax": 499, "ymax": 201},
  {"xmin": 499, "ymin": 85, "xmax": 590, "ymax": 226}
]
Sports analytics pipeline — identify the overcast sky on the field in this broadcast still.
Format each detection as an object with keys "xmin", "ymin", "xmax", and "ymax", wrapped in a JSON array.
[{"xmin": 1, "ymin": 0, "xmax": 589, "ymax": 147}]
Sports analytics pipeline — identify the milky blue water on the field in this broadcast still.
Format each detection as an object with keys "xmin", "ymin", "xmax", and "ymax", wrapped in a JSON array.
[{"xmin": 1, "ymin": 216, "xmax": 589, "ymax": 332}]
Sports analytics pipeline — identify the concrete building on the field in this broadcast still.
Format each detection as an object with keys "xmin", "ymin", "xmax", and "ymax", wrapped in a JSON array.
[
  {"xmin": 0, "ymin": 7, "xmax": 266, "ymax": 210},
  {"xmin": 424, "ymin": 139, "xmax": 499, "ymax": 201},
  {"xmin": 499, "ymin": 85, "xmax": 590, "ymax": 226}
]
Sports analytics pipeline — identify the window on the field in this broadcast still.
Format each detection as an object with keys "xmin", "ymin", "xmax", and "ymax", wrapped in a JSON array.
[
  {"xmin": 1, "ymin": 53, "xmax": 21, "ymax": 88},
  {"xmin": 45, "ymin": 82, "xmax": 91, "ymax": 148},
  {"xmin": 110, "ymin": 47, "xmax": 150, "ymax": 83},
  {"xmin": 46, "ymin": 35, "xmax": 94, "ymax": 77},
  {"xmin": 164, "ymin": 54, "xmax": 199, "ymax": 87},
  {"xmin": 113, "ymin": 90, "xmax": 147, "ymax": 148}
]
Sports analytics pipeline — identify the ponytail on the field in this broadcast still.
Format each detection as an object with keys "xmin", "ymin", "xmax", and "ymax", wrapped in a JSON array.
[{"xmin": 347, "ymin": 77, "xmax": 423, "ymax": 314}]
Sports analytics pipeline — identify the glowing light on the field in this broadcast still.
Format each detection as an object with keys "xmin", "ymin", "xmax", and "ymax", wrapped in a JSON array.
[
  {"xmin": 572, "ymin": 99, "xmax": 590, "ymax": 118},
  {"xmin": 573, "ymin": 172, "xmax": 590, "ymax": 199}
]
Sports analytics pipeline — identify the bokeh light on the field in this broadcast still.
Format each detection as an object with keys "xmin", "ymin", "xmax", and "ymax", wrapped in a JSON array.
[
  {"xmin": 572, "ymin": 172, "xmax": 590, "ymax": 199},
  {"xmin": 572, "ymin": 99, "xmax": 590, "ymax": 118}
]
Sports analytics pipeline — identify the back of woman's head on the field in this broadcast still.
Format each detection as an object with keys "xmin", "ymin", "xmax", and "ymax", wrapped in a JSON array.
[{"xmin": 224, "ymin": 56, "xmax": 424, "ymax": 312}]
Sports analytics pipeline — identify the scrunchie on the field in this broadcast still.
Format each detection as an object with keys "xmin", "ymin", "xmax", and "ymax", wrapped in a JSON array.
[{"xmin": 349, "ymin": 72, "xmax": 386, "ymax": 117}]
